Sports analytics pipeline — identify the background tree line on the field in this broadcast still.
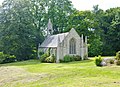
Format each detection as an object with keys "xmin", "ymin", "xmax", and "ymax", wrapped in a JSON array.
[{"xmin": 0, "ymin": 0, "xmax": 120, "ymax": 62}]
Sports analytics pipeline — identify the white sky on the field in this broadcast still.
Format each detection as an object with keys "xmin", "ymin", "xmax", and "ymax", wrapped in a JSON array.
[
  {"xmin": 70, "ymin": 0, "xmax": 120, "ymax": 11},
  {"xmin": 0, "ymin": 0, "xmax": 120, "ymax": 10},
  {"xmin": 0, "ymin": 0, "xmax": 4, "ymax": 5}
]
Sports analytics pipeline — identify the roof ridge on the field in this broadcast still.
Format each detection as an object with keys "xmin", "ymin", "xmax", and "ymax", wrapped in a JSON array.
[{"xmin": 51, "ymin": 32, "xmax": 69, "ymax": 36}]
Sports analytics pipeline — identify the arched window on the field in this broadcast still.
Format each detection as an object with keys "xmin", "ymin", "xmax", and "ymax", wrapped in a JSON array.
[{"xmin": 69, "ymin": 38, "xmax": 76, "ymax": 54}]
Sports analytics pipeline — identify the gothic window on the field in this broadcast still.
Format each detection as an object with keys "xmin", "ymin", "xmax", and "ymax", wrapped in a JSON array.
[{"xmin": 69, "ymin": 38, "xmax": 76, "ymax": 54}]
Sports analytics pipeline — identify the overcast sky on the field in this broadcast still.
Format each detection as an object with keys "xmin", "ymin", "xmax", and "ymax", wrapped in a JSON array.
[
  {"xmin": 0, "ymin": 0, "xmax": 120, "ymax": 11},
  {"xmin": 71, "ymin": 0, "xmax": 120, "ymax": 11}
]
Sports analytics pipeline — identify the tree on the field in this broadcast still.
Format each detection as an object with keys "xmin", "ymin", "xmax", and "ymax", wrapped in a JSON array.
[
  {"xmin": 46, "ymin": 0, "xmax": 75, "ymax": 34},
  {"xmin": 107, "ymin": 12, "xmax": 120, "ymax": 53},
  {"xmin": 0, "ymin": 0, "xmax": 44, "ymax": 60},
  {"xmin": 102, "ymin": 7, "xmax": 120, "ymax": 55}
]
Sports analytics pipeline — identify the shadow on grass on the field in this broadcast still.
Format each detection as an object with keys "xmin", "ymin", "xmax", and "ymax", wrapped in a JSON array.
[
  {"xmin": 0, "ymin": 59, "xmax": 41, "ymax": 67},
  {"xmin": 0, "ymin": 59, "xmax": 94, "ymax": 67}
]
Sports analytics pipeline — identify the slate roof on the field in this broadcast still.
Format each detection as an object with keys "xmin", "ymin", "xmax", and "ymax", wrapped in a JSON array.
[{"xmin": 40, "ymin": 32, "xmax": 69, "ymax": 48}]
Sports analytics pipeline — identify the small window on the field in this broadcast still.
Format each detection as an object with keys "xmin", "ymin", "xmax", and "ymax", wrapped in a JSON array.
[{"xmin": 69, "ymin": 38, "xmax": 76, "ymax": 54}]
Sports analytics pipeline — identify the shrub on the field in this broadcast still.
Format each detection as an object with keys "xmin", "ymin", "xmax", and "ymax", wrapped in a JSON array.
[
  {"xmin": 63, "ymin": 55, "xmax": 72, "ymax": 63},
  {"xmin": 3, "ymin": 55, "xmax": 16, "ymax": 63},
  {"xmin": 60, "ymin": 55, "xmax": 82, "ymax": 63},
  {"xmin": 84, "ymin": 54, "xmax": 88, "ymax": 60},
  {"xmin": 46, "ymin": 48, "xmax": 50, "ymax": 56},
  {"xmin": 73, "ymin": 55, "xmax": 82, "ymax": 61},
  {"xmin": 39, "ymin": 51, "xmax": 44, "ymax": 56},
  {"xmin": 59, "ymin": 59, "xmax": 64, "ymax": 63},
  {"xmin": 116, "ymin": 60, "xmax": 120, "ymax": 65},
  {"xmin": 70, "ymin": 56, "xmax": 75, "ymax": 61},
  {"xmin": 0, "ymin": 52, "xmax": 6, "ymax": 63},
  {"xmin": 0, "ymin": 52, "xmax": 16, "ymax": 64},
  {"xmin": 116, "ymin": 51, "xmax": 120, "ymax": 60},
  {"xmin": 45, "ymin": 54, "xmax": 56, "ymax": 63},
  {"xmin": 95, "ymin": 55, "xmax": 102, "ymax": 66},
  {"xmin": 109, "ymin": 59, "xmax": 114, "ymax": 64},
  {"xmin": 40, "ymin": 53, "xmax": 49, "ymax": 62},
  {"xmin": 115, "ymin": 51, "xmax": 120, "ymax": 66}
]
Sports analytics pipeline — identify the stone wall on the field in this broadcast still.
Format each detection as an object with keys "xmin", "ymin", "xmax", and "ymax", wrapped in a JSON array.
[{"xmin": 58, "ymin": 28, "xmax": 81, "ymax": 60}]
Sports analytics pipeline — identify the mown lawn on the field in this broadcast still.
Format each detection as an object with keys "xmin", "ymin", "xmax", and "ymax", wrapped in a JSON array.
[{"xmin": 0, "ymin": 58, "xmax": 120, "ymax": 87}]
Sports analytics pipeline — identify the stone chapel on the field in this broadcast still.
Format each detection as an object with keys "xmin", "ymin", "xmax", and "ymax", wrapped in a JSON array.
[{"xmin": 38, "ymin": 19, "xmax": 88, "ymax": 63}]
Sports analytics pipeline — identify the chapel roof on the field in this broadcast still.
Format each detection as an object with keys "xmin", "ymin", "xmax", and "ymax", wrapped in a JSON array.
[{"xmin": 40, "ymin": 32, "xmax": 69, "ymax": 48}]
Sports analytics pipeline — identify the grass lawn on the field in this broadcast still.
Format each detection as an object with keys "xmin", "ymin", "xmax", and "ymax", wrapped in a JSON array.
[{"xmin": 0, "ymin": 58, "xmax": 120, "ymax": 87}]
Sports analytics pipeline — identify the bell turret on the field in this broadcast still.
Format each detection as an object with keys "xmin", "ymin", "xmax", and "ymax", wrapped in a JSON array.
[{"xmin": 47, "ymin": 19, "xmax": 53, "ymax": 36}]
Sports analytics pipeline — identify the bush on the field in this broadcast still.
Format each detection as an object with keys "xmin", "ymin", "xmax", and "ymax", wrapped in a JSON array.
[
  {"xmin": 116, "ymin": 60, "xmax": 120, "ymax": 66},
  {"xmin": 116, "ymin": 51, "xmax": 120, "ymax": 60},
  {"xmin": 109, "ymin": 59, "xmax": 114, "ymax": 64},
  {"xmin": 73, "ymin": 55, "xmax": 82, "ymax": 61},
  {"xmin": 60, "ymin": 55, "xmax": 82, "ymax": 63},
  {"xmin": 116, "ymin": 60, "xmax": 120, "ymax": 65},
  {"xmin": 46, "ymin": 48, "xmax": 50, "ymax": 56},
  {"xmin": 3, "ymin": 55, "xmax": 16, "ymax": 63},
  {"xmin": 115, "ymin": 51, "xmax": 120, "ymax": 66},
  {"xmin": 39, "ymin": 51, "xmax": 44, "ymax": 56},
  {"xmin": 63, "ymin": 55, "xmax": 72, "ymax": 63},
  {"xmin": 40, "ymin": 53, "xmax": 49, "ymax": 62},
  {"xmin": 59, "ymin": 59, "xmax": 64, "ymax": 63},
  {"xmin": 0, "ymin": 52, "xmax": 6, "ymax": 63},
  {"xmin": 0, "ymin": 52, "xmax": 16, "ymax": 64},
  {"xmin": 45, "ymin": 54, "xmax": 56, "ymax": 63},
  {"xmin": 84, "ymin": 54, "xmax": 88, "ymax": 60},
  {"xmin": 95, "ymin": 55, "xmax": 102, "ymax": 66},
  {"xmin": 70, "ymin": 56, "xmax": 75, "ymax": 61}
]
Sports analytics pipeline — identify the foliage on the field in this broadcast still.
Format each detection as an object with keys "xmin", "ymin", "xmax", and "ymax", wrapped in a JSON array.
[
  {"xmin": 60, "ymin": 55, "xmax": 82, "ymax": 63},
  {"xmin": 83, "ymin": 54, "xmax": 88, "ymax": 60},
  {"xmin": 62, "ymin": 55, "xmax": 72, "ymax": 63},
  {"xmin": 116, "ymin": 60, "xmax": 120, "ymax": 65},
  {"xmin": 0, "ymin": 52, "xmax": 6, "ymax": 63},
  {"xmin": 46, "ymin": 48, "xmax": 51, "ymax": 57},
  {"xmin": 40, "ymin": 53, "xmax": 49, "ymax": 63},
  {"xmin": 0, "ymin": 52, "xmax": 16, "ymax": 64},
  {"xmin": 73, "ymin": 55, "xmax": 82, "ymax": 61},
  {"xmin": 59, "ymin": 59, "xmax": 64, "ymax": 63},
  {"xmin": 115, "ymin": 51, "xmax": 120, "ymax": 66},
  {"xmin": 102, "ymin": 8, "xmax": 120, "ymax": 56},
  {"xmin": 70, "ymin": 56, "xmax": 75, "ymax": 61},
  {"xmin": 109, "ymin": 59, "xmax": 114, "ymax": 64},
  {"xmin": 39, "ymin": 51, "xmax": 44, "ymax": 56},
  {"xmin": 3, "ymin": 55, "xmax": 16, "ymax": 63},
  {"xmin": 40, "ymin": 48, "xmax": 53, "ymax": 63},
  {"xmin": 95, "ymin": 55, "xmax": 102, "ymax": 66},
  {"xmin": 45, "ymin": 54, "xmax": 56, "ymax": 63},
  {"xmin": 88, "ymin": 36, "xmax": 103, "ymax": 56},
  {"xmin": 116, "ymin": 51, "xmax": 120, "ymax": 60}
]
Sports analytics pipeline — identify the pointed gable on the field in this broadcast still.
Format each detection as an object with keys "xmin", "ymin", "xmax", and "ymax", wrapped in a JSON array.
[{"xmin": 69, "ymin": 28, "xmax": 79, "ymax": 36}]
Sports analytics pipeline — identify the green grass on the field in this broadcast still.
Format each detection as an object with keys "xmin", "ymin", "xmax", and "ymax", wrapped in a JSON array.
[{"xmin": 0, "ymin": 59, "xmax": 120, "ymax": 87}]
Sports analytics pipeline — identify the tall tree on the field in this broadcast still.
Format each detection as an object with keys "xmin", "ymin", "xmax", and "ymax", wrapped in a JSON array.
[
  {"xmin": 46, "ymin": 0, "xmax": 75, "ymax": 34},
  {"xmin": 101, "ymin": 7, "xmax": 120, "ymax": 55},
  {"xmin": 0, "ymin": 0, "xmax": 37, "ymax": 60}
]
